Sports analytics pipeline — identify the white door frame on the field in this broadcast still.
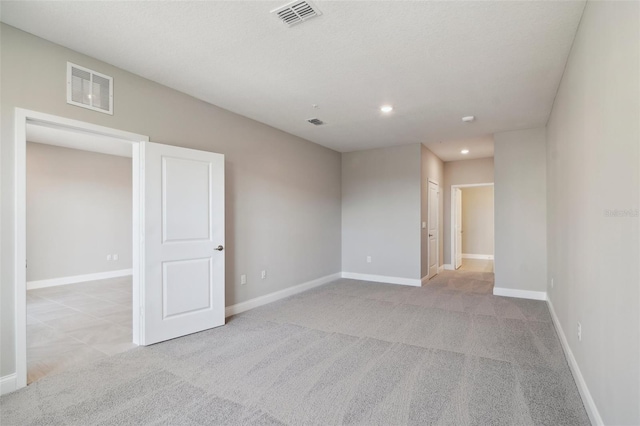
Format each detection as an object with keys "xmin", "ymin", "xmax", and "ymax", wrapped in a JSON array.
[
  {"xmin": 427, "ymin": 179, "xmax": 440, "ymax": 279},
  {"xmin": 13, "ymin": 108, "xmax": 149, "ymax": 390},
  {"xmin": 450, "ymin": 183, "xmax": 494, "ymax": 270}
]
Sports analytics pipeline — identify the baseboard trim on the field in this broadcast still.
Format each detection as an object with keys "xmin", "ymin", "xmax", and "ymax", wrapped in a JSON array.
[
  {"xmin": 444, "ymin": 264, "xmax": 454, "ymax": 271},
  {"xmin": 437, "ymin": 265, "xmax": 444, "ymax": 273},
  {"xmin": 341, "ymin": 272, "xmax": 421, "ymax": 287},
  {"xmin": 0, "ymin": 374, "xmax": 17, "ymax": 395},
  {"xmin": 462, "ymin": 253, "xmax": 494, "ymax": 260},
  {"xmin": 27, "ymin": 269, "xmax": 133, "ymax": 290},
  {"xmin": 547, "ymin": 299, "xmax": 603, "ymax": 425},
  {"xmin": 225, "ymin": 272, "xmax": 341, "ymax": 317},
  {"xmin": 493, "ymin": 287, "xmax": 547, "ymax": 301}
]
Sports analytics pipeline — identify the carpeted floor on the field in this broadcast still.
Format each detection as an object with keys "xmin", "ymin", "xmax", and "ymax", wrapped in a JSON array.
[{"xmin": 1, "ymin": 270, "xmax": 590, "ymax": 425}]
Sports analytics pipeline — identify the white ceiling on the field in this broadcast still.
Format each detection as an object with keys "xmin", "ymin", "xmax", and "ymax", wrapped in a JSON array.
[{"xmin": 2, "ymin": 1, "xmax": 585, "ymax": 161}]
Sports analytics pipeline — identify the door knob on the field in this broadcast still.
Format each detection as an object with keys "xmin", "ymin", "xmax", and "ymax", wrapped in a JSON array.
[
  {"xmin": 429, "ymin": 234, "xmax": 433, "ymax": 237},
  {"xmin": 214, "ymin": 245, "xmax": 224, "ymax": 251}
]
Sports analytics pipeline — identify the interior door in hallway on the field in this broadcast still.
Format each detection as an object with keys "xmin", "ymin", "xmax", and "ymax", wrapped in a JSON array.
[
  {"xmin": 428, "ymin": 180, "xmax": 439, "ymax": 279},
  {"xmin": 454, "ymin": 187, "xmax": 463, "ymax": 269},
  {"xmin": 141, "ymin": 141, "xmax": 225, "ymax": 345}
]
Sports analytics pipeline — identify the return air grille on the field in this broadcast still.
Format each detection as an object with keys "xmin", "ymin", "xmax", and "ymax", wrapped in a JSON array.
[
  {"xmin": 307, "ymin": 118, "xmax": 324, "ymax": 126},
  {"xmin": 272, "ymin": 1, "xmax": 322, "ymax": 27},
  {"xmin": 67, "ymin": 62, "xmax": 113, "ymax": 115}
]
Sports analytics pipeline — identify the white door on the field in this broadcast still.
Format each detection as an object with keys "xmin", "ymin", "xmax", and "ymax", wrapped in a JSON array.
[
  {"xmin": 141, "ymin": 141, "xmax": 225, "ymax": 345},
  {"xmin": 454, "ymin": 187, "xmax": 463, "ymax": 269},
  {"xmin": 428, "ymin": 181, "xmax": 439, "ymax": 279}
]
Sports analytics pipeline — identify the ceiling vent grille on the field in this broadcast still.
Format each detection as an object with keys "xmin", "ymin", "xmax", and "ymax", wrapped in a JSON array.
[
  {"xmin": 66, "ymin": 62, "xmax": 113, "ymax": 115},
  {"xmin": 307, "ymin": 118, "xmax": 324, "ymax": 126},
  {"xmin": 272, "ymin": 1, "xmax": 322, "ymax": 27}
]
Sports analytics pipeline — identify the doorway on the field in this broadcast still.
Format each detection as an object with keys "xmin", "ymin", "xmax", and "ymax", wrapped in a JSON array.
[
  {"xmin": 451, "ymin": 183, "xmax": 494, "ymax": 272},
  {"xmin": 25, "ymin": 131, "xmax": 137, "ymax": 383},
  {"xmin": 13, "ymin": 109, "xmax": 226, "ymax": 392}
]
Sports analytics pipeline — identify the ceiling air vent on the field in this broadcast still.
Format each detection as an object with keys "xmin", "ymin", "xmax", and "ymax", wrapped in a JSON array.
[
  {"xmin": 66, "ymin": 62, "xmax": 113, "ymax": 115},
  {"xmin": 272, "ymin": 0, "xmax": 322, "ymax": 27},
  {"xmin": 307, "ymin": 118, "xmax": 324, "ymax": 126}
]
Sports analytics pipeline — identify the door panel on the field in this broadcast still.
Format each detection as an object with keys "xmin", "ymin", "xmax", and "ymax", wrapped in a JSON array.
[
  {"xmin": 142, "ymin": 141, "xmax": 225, "ymax": 345},
  {"xmin": 428, "ymin": 181, "xmax": 439, "ymax": 279}
]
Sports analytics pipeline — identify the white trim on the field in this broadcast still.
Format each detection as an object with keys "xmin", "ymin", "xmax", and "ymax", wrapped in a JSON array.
[
  {"xmin": 0, "ymin": 374, "xmax": 17, "ymax": 395},
  {"xmin": 27, "ymin": 269, "xmax": 132, "ymax": 290},
  {"xmin": 444, "ymin": 264, "xmax": 454, "ymax": 271},
  {"xmin": 450, "ymin": 182, "xmax": 494, "ymax": 273},
  {"xmin": 547, "ymin": 299, "xmax": 603, "ymax": 425},
  {"xmin": 341, "ymin": 272, "xmax": 421, "ymax": 287},
  {"xmin": 492, "ymin": 287, "xmax": 547, "ymax": 301},
  {"xmin": 225, "ymin": 273, "xmax": 341, "ymax": 317},
  {"xmin": 14, "ymin": 108, "xmax": 149, "ymax": 392},
  {"xmin": 437, "ymin": 265, "xmax": 444, "ymax": 273},
  {"xmin": 462, "ymin": 253, "xmax": 494, "ymax": 260}
]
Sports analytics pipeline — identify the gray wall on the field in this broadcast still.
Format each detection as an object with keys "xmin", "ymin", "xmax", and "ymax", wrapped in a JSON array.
[
  {"xmin": 342, "ymin": 144, "xmax": 421, "ymax": 280},
  {"xmin": 546, "ymin": 1, "xmax": 639, "ymax": 423},
  {"xmin": 1, "ymin": 25, "xmax": 342, "ymax": 377},
  {"xmin": 27, "ymin": 143, "xmax": 132, "ymax": 282},
  {"xmin": 443, "ymin": 158, "xmax": 494, "ymax": 265},
  {"xmin": 461, "ymin": 186, "xmax": 494, "ymax": 256},
  {"xmin": 420, "ymin": 145, "xmax": 444, "ymax": 278},
  {"xmin": 494, "ymin": 128, "xmax": 546, "ymax": 293}
]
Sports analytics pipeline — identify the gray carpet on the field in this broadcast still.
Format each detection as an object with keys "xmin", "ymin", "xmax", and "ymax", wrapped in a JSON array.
[{"xmin": 1, "ymin": 271, "xmax": 590, "ymax": 425}]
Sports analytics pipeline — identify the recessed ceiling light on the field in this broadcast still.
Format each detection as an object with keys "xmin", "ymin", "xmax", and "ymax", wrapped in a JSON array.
[
  {"xmin": 461, "ymin": 149, "xmax": 470, "ymax": 154},
  {"xmin": 380, "ymin": 105, "xmax": 393, "ymax": 113},
  {"xmin": 462, "ymin": 116, "xmax": 475, "ymax": 122}
]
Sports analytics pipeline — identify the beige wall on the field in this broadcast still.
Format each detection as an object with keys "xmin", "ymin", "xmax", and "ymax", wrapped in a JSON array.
[
  {"xmin": 443, "ymin": 157, "xmax": 494, "ymax": 265},
  {"xmin": 420, "ymin": 145, "xmax": 444, "ymax": 277},
  {"xmin": 494, "ymin": 127, "xmax": 546, "ymax": 294},
  {"xmin": 1, "ymin": 25, "xmax": 342, "ymax": 377},
  {"xmin": 342, "ymin": 144, "xmax": 421, "ymax": 280},
  {"xmin": 461, "ymin": 186, "xmax": 494, "ymax": 256},
  {"xmin": 546, "ymin": 1, "xmax": 639, "ymax": 424},
  {"xmin": 27, "ymin": 143, "xmax": 132, "ymax": 282}
]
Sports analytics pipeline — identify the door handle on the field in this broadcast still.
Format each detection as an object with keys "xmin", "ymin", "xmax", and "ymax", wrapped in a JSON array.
[
  {"xmin": 214, "ymin": 245, "xmax": 224, "ymax": 251},
  {"xmin": 429, "ymin": 234, "xmax": 433, "ymax": 237}
]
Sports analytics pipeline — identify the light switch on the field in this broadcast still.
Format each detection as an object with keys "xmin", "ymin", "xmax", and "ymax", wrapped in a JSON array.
[{"xmin": 113, "ymin": 254, "xmax": 119, "ymax": 261}]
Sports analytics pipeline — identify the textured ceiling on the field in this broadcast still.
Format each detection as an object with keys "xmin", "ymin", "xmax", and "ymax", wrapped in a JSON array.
[{"xmin": 1, "ymin": 1, "xmax": 585, "ymax": 160}]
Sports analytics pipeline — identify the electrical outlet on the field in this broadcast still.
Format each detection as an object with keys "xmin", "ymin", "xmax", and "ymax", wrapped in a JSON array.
[
  {"xmin": 577, "ymin": 322, "xmax": 582, "ymax": 342},
  {"xmin": 366, "ymin": 256, "xmax": 372, "ymax": 263},
  {"xmin": 240, "ymin": 274, "xmax": 247, "ymax": 285},
  {"xmin": 107, "ymin": 254, "xmax": 112, "ymax": 261},
  {"xmin": 261, "ymin": 270, "xmax": 267, "ymax": 279},
  {"xmin": 113, "ymin": 254, "xmax": 119, "ymax": 261}
]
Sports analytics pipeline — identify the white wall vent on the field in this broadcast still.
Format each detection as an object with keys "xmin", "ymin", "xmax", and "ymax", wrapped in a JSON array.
[
  {"xmin": 271, "ymin": 1, "xmax": 322, "ymax": 27},
  {"xmin": 66, "ymin": 62, "xmax": 113, "ymax": 115},
  {"xmin": 307, "ymin": 118, "xmax": 324, "ymax": 126}
]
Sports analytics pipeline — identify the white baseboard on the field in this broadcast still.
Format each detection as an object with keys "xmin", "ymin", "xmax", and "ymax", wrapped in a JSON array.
[
  {"xmin": 0, "ymin": 374, "xmax": 17, "ymax": 395},
  {"xmin": 444, "ymin": 264, "xmax": 454, "ymax": 271},
  {"xmin": 27, "ymin": 269, "xmax": 133, "ymax": 290},
  {"xmin": 437, "ymin": 265, "xmax": 444, "ymax": 273},
  {"xmin": 341, "ymin": 272, "xmax": 421, "ymax": 287},
  {"xmin": 492, "ymin": 287, "xmax": 547, "ymax": 301},
  {"xmin": 225, "ymin": 273, "xmax": 341, "ymax": 317},
  {"xmin": 547, "ymin": 299, "xmax": 603, "ymax": 425},
  {"xmin": 462, "ymin": 253, "xmax": 494, "ymax": 260}
]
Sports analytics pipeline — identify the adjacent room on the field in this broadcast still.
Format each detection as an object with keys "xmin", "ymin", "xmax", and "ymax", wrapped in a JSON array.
[
  {"xmin": 1, "ymin": 1, "xmax": 638, "ymax": 425},
  {"xmin": 25, "ymin": 123, "xmax": 137, "ymax": 384}
]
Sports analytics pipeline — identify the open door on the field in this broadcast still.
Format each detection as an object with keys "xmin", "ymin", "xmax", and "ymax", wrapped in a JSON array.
[
  {"xmin": 140, "ymin": 141, "xmax": 225, "ymax": 345},
  {"xmin": 428, "ymin": 181, "xmax": 439, "ymax": 279},
  {"xmin": 454, "ymin": 187, "xmax": 463, "ymax": 269}
]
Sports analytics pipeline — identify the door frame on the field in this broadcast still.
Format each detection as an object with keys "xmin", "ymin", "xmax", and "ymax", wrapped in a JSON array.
[
  {"xmin": 427, "ymin": 179, "xmax": 440, "ymax": 279},
  {"xmin": 13, "ymin": 108, "xmax": 149, "ymax": 390},
  {"xmin": 450, "ymin": 183, "xmax": 494, "ymax": 270}
]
